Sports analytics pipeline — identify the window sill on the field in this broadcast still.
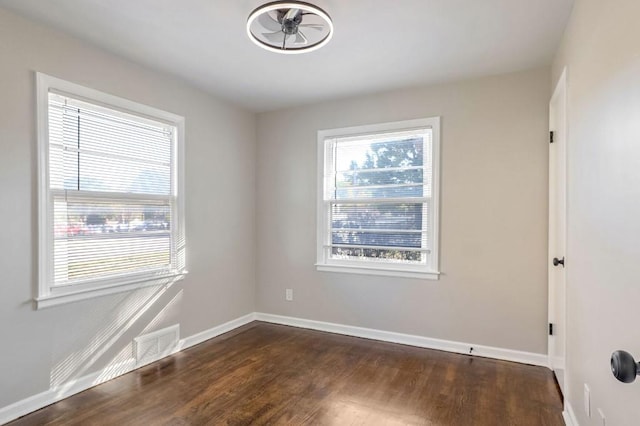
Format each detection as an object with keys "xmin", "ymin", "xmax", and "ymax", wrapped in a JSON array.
[
  {"xmin": 316, "ymin": 264, "xmax": 440, "ymax": 280},
  {"xmin": 35, "ymin": 271, "xmax": 187, "ymax": 309}
]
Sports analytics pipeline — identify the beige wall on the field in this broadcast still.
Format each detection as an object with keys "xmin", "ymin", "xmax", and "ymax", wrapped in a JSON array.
[
  {"xmin": 0, "ymin": 9, "xmax": 256, "ymax": 407},
  {"xmin": 256, "ymin": 68, "xmax": 550, "ymax": 354},
  {"xmin": 1, "ymin": 1, "xmax": 591, "ymax": 416},
  {"xmin": 552, "ymin": 0, "xmax": 640, "ymax": 424}
]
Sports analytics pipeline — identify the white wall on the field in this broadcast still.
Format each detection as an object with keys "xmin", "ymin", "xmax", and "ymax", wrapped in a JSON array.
[
  {"xmin": 256, "ymin": 68, "xmax": 550, "ymax": 354},
  {"xmin": 0, "ymin": 9, "xmax": 256, "ymax": 408},
  {"xmin": 552, "ymin": 0, "xmax": 640, "ymax": 424}
]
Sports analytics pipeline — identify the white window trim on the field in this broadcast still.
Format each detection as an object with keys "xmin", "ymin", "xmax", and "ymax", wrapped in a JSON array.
[
  {"xmin": 316, "ymin": 117, "xmax": 441, "ymax": 280},
  {"xmin": 36, "ymin": 72, "xmax": 187, "ymax": 309}
]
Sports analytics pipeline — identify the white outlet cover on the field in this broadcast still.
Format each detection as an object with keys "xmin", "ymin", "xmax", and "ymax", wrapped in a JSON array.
[
  {"xmin": 583, "ymin": 384, "xmax": 591, "ymax": 417},
  {"xmin": 285, "ymin": 289, "xmax": 293, "ymax": 301}
]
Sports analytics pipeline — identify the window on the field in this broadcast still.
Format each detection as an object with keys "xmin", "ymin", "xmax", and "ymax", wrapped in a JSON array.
[
  {"xmin": 37, "ymin": 73, "xmax": 186, "ymax": 308},
  {"xmin": 316, "ymin": 118, "xmax": 440, "ymax": 279}
]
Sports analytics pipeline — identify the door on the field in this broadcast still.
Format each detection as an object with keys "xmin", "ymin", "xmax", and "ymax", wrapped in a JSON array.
[{"xmin": 548, "ymin": 68, "xmax": 567, "ymax": 395}]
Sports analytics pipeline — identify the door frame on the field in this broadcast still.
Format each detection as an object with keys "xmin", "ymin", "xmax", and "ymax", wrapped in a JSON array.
[{"xmin": 548, "ymin": 67, "xmax": 568, "ymax": 393}]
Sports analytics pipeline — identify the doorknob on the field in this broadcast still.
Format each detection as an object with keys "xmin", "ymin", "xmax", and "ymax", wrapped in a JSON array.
[
  {"xmin": 611, "ymin": 350, "xmax": 640, "ymax": 383},
  {"xmin": 553, "ymin": 257, "xmax": 565, "ymax": 267}
]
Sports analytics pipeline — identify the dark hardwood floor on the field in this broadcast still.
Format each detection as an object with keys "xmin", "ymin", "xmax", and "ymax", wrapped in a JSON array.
[{"xmin": 10, "ymin": 322, "xmax": 564, "ymax": 425}]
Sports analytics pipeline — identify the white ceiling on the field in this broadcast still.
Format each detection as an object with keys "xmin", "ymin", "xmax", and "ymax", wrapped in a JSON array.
[{"xmin": 0, "ymin": 0, "xmax": 574, "ymax": 112}]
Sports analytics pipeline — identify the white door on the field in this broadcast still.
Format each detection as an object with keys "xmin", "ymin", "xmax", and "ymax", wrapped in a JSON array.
[{"xmin": 548, "ymin": 69, "xmax": 567, "ymax": 395}]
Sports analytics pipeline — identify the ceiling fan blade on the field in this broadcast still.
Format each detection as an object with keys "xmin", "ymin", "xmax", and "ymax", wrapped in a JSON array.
[
  {"xmin": 258, "ymin": 12, "xmax": 282, "ymax": 32},
  {"xmin": 284, "ymin": 8, "xmax": 300, "ymax": 21},
  {"xmin": 294, "ymin": 31, "xmax": 308, "ymax": 45},
  {"xmin": 262, "ymin": 31, "xmax": 285, "ymax": 43},
  {"xmin": 299, "ymin": 24, "xmax": 324, "ymax": 31}
]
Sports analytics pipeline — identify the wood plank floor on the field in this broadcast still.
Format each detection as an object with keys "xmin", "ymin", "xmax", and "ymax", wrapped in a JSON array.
[{"xmin": 10, "ymin": 322, "xmax": 564, "ymax": 425}]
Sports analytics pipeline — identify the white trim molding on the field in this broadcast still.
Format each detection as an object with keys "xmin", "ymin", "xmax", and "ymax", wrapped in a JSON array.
[
  {"xmin": 36, "ymin": 274, "xmax": 187, "ymax": 309},
  {"xmin": 0, "ymin": 358, "xmax": 135, "ymax": 426},
  {"xmin": 0, "ymin": 313, "xmax": 256, "ymax": 425},
  {"xmin": 563, "ymin": 399, "xmax": 579, "ymax": 426},
  {"xmin": 254, "ymin": 313, "xmax": 548, "ymax": 367},
  {"xmin": 0, "ymin": 312, "xmax": 550, "ymax": 424},
  {"xmin": 316, "ymin": 117, "xmax": 441, "ymax": 280},
  {"xmin": 315, "ymin": 264, "xmax": 440, "ymax": 280},
  {"xmin": 35, "ymin": 72, "xmax": 187, "ymax": 309},
  {"xmin": 178, "ymin": 313, "xmax": 256, "ymax": 349}
]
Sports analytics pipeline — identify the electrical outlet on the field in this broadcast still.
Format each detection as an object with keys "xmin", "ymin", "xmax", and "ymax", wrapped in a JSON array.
[
  {"xmin": 597, "ymin": 408, "xmax": 605, "ymax": 426},
  {"xmin": 584, "ymin": 384, "xmax": 591, "ymax": 417},
  {"xmin": 285, "ymin": 288, "xmax": 293, "ymax": 301}
]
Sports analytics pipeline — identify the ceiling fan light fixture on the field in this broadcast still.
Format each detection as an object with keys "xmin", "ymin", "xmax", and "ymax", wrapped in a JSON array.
[{"xmin": 247, "ymin": 1, "xmax": 333, "ymax": 54}]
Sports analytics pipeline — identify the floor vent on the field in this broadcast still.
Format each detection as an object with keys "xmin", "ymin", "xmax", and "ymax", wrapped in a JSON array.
[{"xmin": 133, "ymin": 325, "xmax": 180, "ymax": 365}]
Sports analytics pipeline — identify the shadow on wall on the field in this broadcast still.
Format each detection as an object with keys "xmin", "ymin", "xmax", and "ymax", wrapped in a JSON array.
[
  {"xmin": 35, "ymin": 173, "xmax": 189, "ymax": 395},
  {"xmin": 48, "ymin": 278, "xmax": 184, "ymax": 397}
]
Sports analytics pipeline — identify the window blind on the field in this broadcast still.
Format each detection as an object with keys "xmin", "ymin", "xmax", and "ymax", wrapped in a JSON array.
[
  {"xmin": 324, "ymin": 129, "xmax": 432, "ymax": 264},
  {"xmin": 48, "ymin": 92, "xmax": 177, "ymax": 286}
]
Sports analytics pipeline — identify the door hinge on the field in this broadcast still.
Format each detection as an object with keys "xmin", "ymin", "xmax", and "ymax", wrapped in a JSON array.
[
  {"xmin": 550, "ymin": 131, "xmax": 555, "ymax": 144},
  {"xmin": 549, "ymin": 323, "xmax": 554, "ymax": 336}
]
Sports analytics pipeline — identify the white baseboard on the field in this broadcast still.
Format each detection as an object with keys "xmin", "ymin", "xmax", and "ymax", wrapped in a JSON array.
[
  {"xmin": 0, "ymin": 312, "xmax": 256, "ymax": 425},
  {"xmin": 0, "ymin": 311, "xmax": 548, "ymax": 425},
  {"xmin": 179, "ymin": 313, "xmax": 256, "ymax": 349},
  {"xmin": 563, "ymin": 399, "xmax": 579, "ymax": 426},
  {"xmin": 0, "ymin": 358, "xmax": 135, "ymax": 426},
  {"xmin": 254, "ymin": 312, "xmax": 549, "ymax": 367}
]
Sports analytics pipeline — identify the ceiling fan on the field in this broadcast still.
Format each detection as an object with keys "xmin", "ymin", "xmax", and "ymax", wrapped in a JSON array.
[{"xmin": 247, "ymin": 2, "xmax": 333, "ymax": 54}]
